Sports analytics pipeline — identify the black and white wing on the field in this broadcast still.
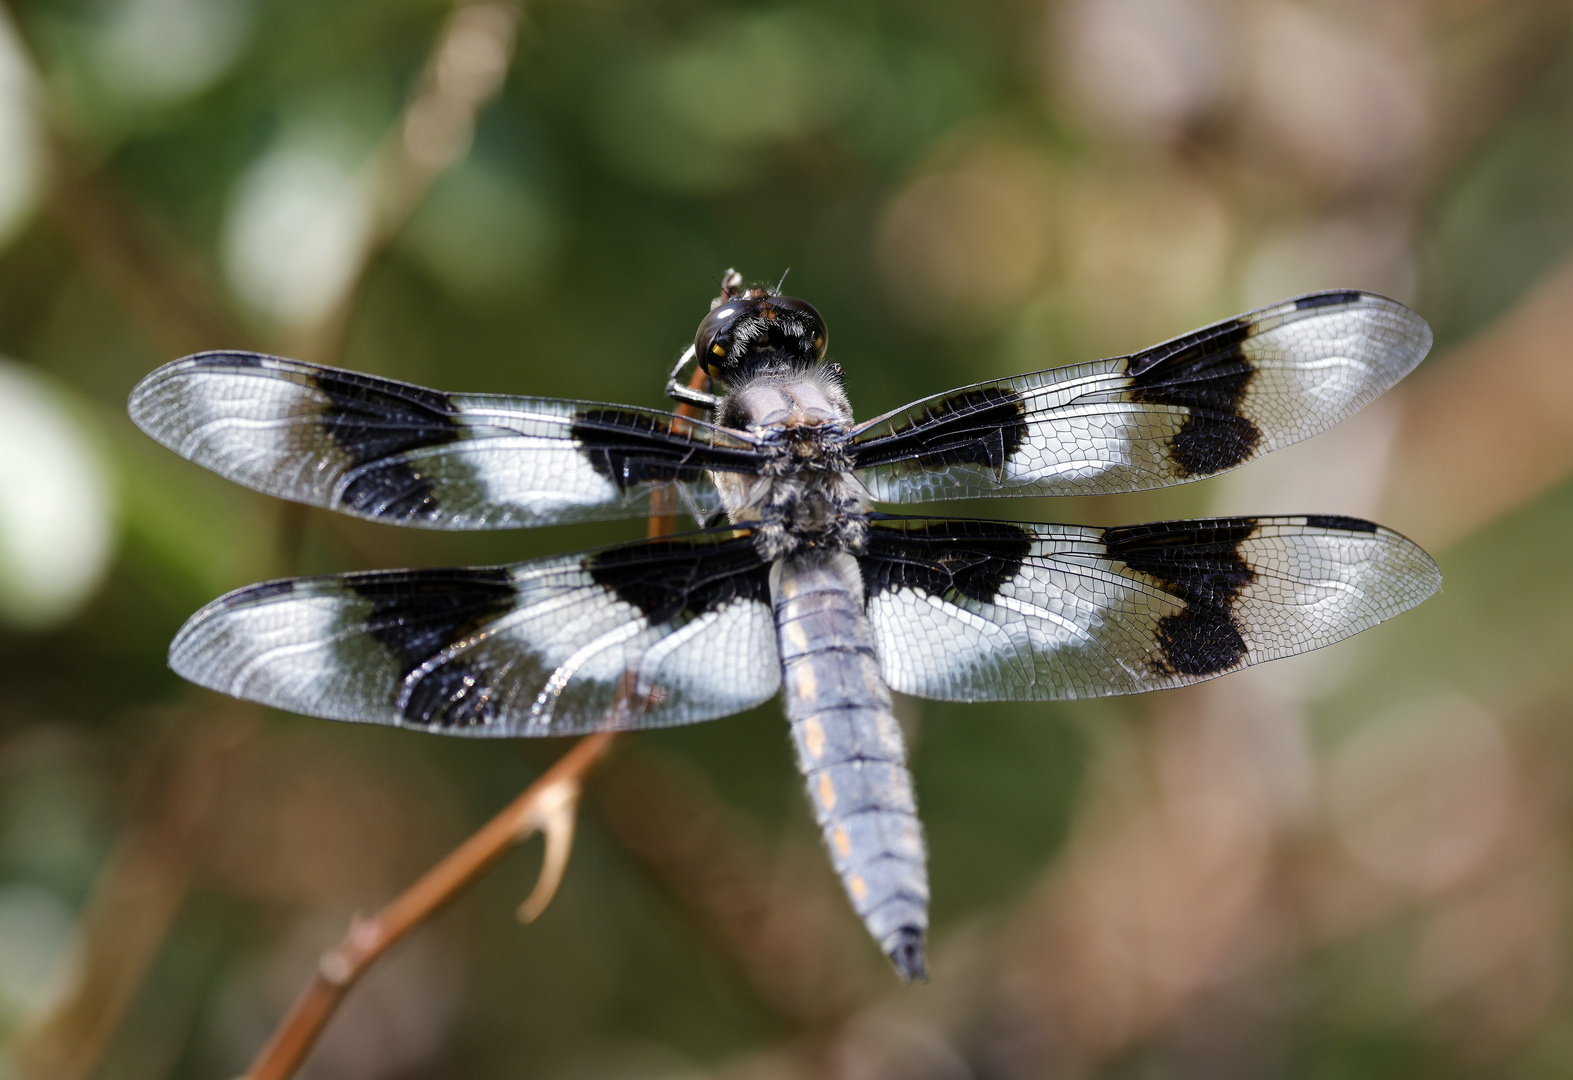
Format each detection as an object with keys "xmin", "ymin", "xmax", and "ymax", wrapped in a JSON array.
[
  {"xmin": 859, "ymin": 515, "xmax": 1439, "ymax": 701},
  {"xmin": 130, "ymin": 353, "xmax": 774, "ymax": 529},
  {"xmin": 168, "ymin": 531, "xmax": 780, "ymax": 735},
  {"xmin": 851, "ymin": 291, "xmax": 1430, "ymax": 503}
]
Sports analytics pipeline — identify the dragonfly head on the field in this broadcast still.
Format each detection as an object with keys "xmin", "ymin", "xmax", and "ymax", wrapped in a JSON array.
[{"xmin": 696, "ymin": 280, "xmax": 828, "ymax": 385}]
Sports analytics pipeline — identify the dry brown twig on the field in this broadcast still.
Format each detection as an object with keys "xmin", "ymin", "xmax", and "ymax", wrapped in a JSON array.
[{"xmin": 240, "ymin": 732, "xmax": 617, "ymax": 1080}]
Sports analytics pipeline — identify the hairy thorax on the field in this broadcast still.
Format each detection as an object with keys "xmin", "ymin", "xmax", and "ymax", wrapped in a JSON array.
[{"xmin": 714, "ymin": 368, "xmax": 869, "ymax": 560}]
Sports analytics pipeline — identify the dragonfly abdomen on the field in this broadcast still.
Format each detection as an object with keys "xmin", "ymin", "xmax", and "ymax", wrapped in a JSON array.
[{"xmin": 771, "ymin": 552, "xmax": 929, "ymax": 982}]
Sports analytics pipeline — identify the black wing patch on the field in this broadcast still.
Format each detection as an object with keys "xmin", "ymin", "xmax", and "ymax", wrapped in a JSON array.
[
  {"xmin": 1124, "ymin": 319, "xmax": 1260, "ymax": 476},
  {"xmin": 585, "ymin": 530, "xmax": 773, "ymax": 622},
  {"xmin": 1101, "ymin": 519, "xmax": 1258, "ymax": 676},
  {"xmin": 168, "ymin": 531, "xmax": 782, "ymax": 736},
  {"xmin": 861, "ymin": 518, "xmax": 1034, "ymax": 605},
  {"xmin": 309, "ymin": 367, "xmax": 465, "ymax": 520},
  {"xmin": 848, "ymin": 387, "xmax": 1027, "ymax": 473},
  {"xmin": 570, "ymin": 407, "xmax": 767, "ymax": 491},
  {"xmin": 348, "ymin": 568, "xmax": 519, "ymax": 727}
]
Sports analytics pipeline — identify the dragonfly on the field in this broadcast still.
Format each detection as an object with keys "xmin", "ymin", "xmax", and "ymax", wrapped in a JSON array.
[{"xmin": 129, "ymin": 271, "xmax": 1440, "ymax": 981}]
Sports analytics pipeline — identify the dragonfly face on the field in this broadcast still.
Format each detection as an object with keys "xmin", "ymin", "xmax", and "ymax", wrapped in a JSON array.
[
  {"xmin": 695, "ymin": 278, "xmax": 828, "ymax": 382},
  {"xmin": 128, "ymin": 273, "xmax": 1441, "ymax": 982}
]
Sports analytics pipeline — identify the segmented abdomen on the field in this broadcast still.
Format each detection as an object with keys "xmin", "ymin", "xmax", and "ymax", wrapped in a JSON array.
[{"xmin": 772, "ymin": 552, "xmax": 929, "ymax": 981}]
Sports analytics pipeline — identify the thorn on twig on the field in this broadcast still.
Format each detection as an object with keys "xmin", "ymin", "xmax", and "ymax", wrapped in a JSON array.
[
  {"xmin": 240, "ymin": 732, "xmax": 615, "ymax": 1080},
  {"xmin": 318, "ymin": 950, "xmax": 355, "ymax": 987},
  {"xmin": 515, "ymin": 775, "xmax": 582, "ymax": 923}
]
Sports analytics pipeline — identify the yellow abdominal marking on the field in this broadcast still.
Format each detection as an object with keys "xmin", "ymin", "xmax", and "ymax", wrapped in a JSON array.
[
  {"xmin": 802, "ymin": 717, "xmax": 826, "ymax": 761},
  {"xmin": 816, "ymin": 772, "xmax": 837, "ymax": 812},
  {"xmin": 849, "ymin": 874, "xmax": 867, "ymax": 902},
  {"xmin": 790, "ymin": 659, "xmax": 818, "ymax": 700},
  {"xmin": 833, "ymin": 825, "xmax": 851, "ymax": 858},
  {"xmin": 781, "ymin": 621, "xmax": 810, "ymax": 652}
]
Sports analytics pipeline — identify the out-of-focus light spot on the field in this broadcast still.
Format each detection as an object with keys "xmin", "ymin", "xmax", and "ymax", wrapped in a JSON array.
[
  {"xmin": 0, "ymin": 361, "xmax": 117, "ymax": 629},
  {"xmin": 432, "ymin": 2, "xmax": 514, "ymax": 106},
  {"xmin": 1327, "ymin": 694, "xmax": 1513, "ymax": 894},
  {"xmin": 658, "ymin": 15, "xmax": 823, "ymax": 146},
  {"xmin": 1244, "ymin": 3, "xmax": 1429, "ymax": 190},
  {"xmin": 0, "ymin": 753, "xmax": 105, "ymax": 891},
  {"xmin": 0, "ymin": 9, "xmax": 41, "ymax": 251},
  {"xmin": 1052, "ymin": 0, "xmax": 1231, "ymax": 143},
  {"xmin": 876, "ymin": 138, "xmax": 1058, "ymax": 330},
  {"xmin": 1243, "ymin": 210, "xmax": 1416, "ymax": 307},
  {"xmin": 0, "ymin": 883, "xmax": 76, "ymax": 1019},
  {"xmin": 91, "ymin": 0, "xmax": 253, "ymax": 105},
  {"xmin": 223, "ymin": 137, "xmax": 373, "ymax": 327},
  {"xmin": 1061, "ymin": 166, "xmax": 1231, "ymax": 352},
  {"xmin": 400, "ymin": 158, "xmax": 558, "ymax": 303},
  {"xmin": 1409, "ymin": 866, "xmax": 1562, "ymax": 1046},
  {"xmin": 595, "ymin": 11, "xmax": 850, "ymax": 191},
  {"xmin": 401, "ymin": 3, "xmax": 518, "ymax": 174},
  {"xmin": 831, "ymin": 1013, "xmax": 971, "ymax": 1079}
]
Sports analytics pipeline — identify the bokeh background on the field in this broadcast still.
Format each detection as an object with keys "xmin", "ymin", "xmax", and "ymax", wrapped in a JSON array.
[{"xmin": 0, "ymin": 0, "xmax": 1571, "ymax": 1076}]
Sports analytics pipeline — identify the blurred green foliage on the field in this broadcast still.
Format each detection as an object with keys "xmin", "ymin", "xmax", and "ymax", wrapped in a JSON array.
[{"xmin": 0, "ymin": 0, "xmax": 1570, "ymax": 1077}]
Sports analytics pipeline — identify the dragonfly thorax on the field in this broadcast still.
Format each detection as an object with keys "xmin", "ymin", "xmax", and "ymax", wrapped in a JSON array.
[
  {"xmin": 718, "ymin": 365, "xmax": 852, "ymax": 431},
  {"xmin": 714, "ymin": 368, "xmax": 868, "ymax": 560}
]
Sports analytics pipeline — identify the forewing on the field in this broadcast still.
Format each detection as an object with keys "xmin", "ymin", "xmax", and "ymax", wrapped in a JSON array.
[
  {"xmin": 852, "ymin": 291, "xmax": 1430, "ymax": 502},
  {"xmin": 860, "ymin": 515, "xmax": 1439, "ymax": 701},
  {"xmin": 169, "ymin": 531, "xmax": 781, "ymax": 735},
  {"xmin": 130, "ymin": 352, "xmax": 772, "ymax": 529}
]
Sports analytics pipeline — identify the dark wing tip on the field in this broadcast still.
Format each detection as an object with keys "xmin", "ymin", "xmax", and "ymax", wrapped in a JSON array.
[
  {"xmin": 222, "ymin": 578, "xmax": 298, "ymax": 605},
  {"xmin": 1293, "ymin": 289, "xmax": 1368, "ymax": 310},
  {"xmin": 1303, "ymin": 514, "xmax": 1379, "ymax": 533},
  {"xmin": 180, "ymin": 350, "xmax": 272, "ymax": 368},
  {"xmin": 884, "ymin": 926, "xmax": 929, "ymax": 983}
]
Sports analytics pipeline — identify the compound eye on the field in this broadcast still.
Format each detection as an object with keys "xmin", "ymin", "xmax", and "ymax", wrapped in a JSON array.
[
  {"xmin": 695, "ymin": 300, "xmax": 754, "ymax": 377},
  {"xmin": 766, "ymin": 296, "xmax": 828, "ymax": 361}
]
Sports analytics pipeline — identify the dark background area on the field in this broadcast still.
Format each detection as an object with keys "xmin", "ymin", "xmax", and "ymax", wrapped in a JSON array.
[{"xmin": 1, "ymin": 0, "xmax": 1572, "ymax": 1077}]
